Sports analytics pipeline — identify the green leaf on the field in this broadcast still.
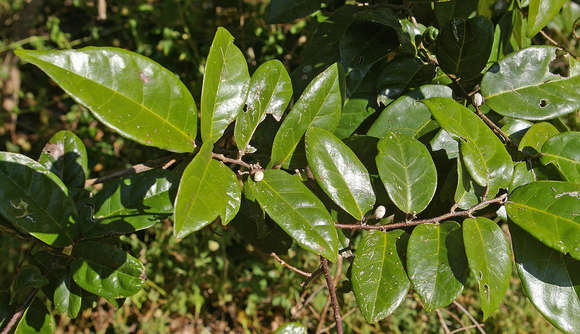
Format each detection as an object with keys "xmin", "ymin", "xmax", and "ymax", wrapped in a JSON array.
[
  {"xmin": 511, "ymin": 224, "xmax": 580, "ymax": 334},
  {"xmin": 518, "ymin": 122, "xmax": 560, "ymax": 155},
  {"xmin": 54, "ymin": 275, "xmax": 82, "ymax": 318},
  {"xmin": 267, "ymin": 0, "xmax": 320, "ymax": 24},
  {"xmin": 376, "ymin": 132, "xmax": 437, "ymax": 214},
  {"xmin": 527, "ymin": 0, "xmax": 567, "ymax": 37},
  {"xmin": 436, "ymin": 16, "xmax": 494, "ymax": 79},
  {"xmin": 367, "ymin": 85, "xmax": 452, "ymax": 139},
  {"xmin": 481, "ymin": 46, "xmax": 580, "ymax": 120},
  {"xmin": 423, "ymin": 98, "xmax": 513, "ymax": 197},
  {"xmin": 463, "ymin": 217, "xmax": 512, "ymax": 320},
  {"xmin": 305, "ymin": 127, "xmax": 375, "ymax": 220},
  {"xmin": 15, "ymin": 298, "xmax": 54, "ymax": 334},
  {"xmin": 86, "ymin": 168, "xmax": 179, "ymax": 237},
  {"xmin": 540, "ymin": 132, "xmax": 580, "ymax": 182},
  {"xmin": 335, "ymin": 96, "xmax": 376, "ymax": 139},
  {"xmin": 510, "ymin": 161, "xmax": 534, "ymax": 190},
  {"xmin": 71, "ymin": 241, "xmax": 145, "ymax": 300},
  {"xmin": 174, "ymin": 144, "xmax": 241, "ymax": 239},
  {"xmin": 15, "ymin": 48, "xmax": 197, "ymax": 152},
  {"xmin": 454, "ymin": 159, "xmax": 485, "ymax": 210},
  {"xmin": 273, "ymin": 322, "xmax": 308, "ymax": 334},
  {"xmin": 253, "ymin": 169, "xmax": 339, "ymax": 262},
  {"xmin": 269, "ymin": 63, "xmax": 342, "ymax": 168},
  {"xmin": 407, "ymin": 221, "xmax": 468, "ymax": 311},
  {"xmin": 430, "ymin": 129, "xmax": 459, "ymax": 159},
  {"xmin": 375, "ymin": 58, "xmax": 436, "ymax": 100},
  {"xmin": 12, "ymin": 266, "xmax": 49, "ymax": 292},
  {"xmin": 352, "ymin": 230, "xmax": 410, "ymax": 323},
  {"xmin": 0, "ymin": 152, "xmax": 78, "ymax": 247},
  {"xmin": 235, "ymin": 60, "xmax": 292, "ymax": 154},
  {"xmin": 506, "ymin": 181, "xmax": 580, "ymax": 260},
  {"xmin": 38, "ymin": 130, "xmax": 88, "ymax": 195},
  {"xmin": 201, "ymin": 27, "xmax": 250, "ymax": 144}
]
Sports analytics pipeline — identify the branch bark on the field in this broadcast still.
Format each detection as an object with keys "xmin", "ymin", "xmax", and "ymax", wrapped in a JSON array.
[
  {"xmin": 0, "ymin": 289, "xmax": 38, "ymax": 334},
  {"xmin": 321, "ymin": 257, "xmax": 343, "ymax": 334},
  {"xmin": 335, "ymin": 193, "xmax": 507, "ymax": 231}
]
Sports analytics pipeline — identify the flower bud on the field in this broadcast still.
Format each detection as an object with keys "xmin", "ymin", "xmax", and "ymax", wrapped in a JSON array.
[
  {"xmin": 253, "ymin": 170, "xmax": 264, "ymax": 182},
  {"xmin": 374, "ymin": 205, "xmax": 386, "ymax": 219},
  {"xmin": 472, "ymin": 93, "xmax": 484, "ymax": 107}
]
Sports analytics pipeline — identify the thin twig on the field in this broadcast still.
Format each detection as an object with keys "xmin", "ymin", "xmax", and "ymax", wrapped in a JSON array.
[
  {"xmin": 321, "ymin": 257, "xmax": 343, "ymax": 334},
  {"xmin": 0, "ymin": 289, "xmax": 38, "ymax": 334},
  {"xmin": 320, "ymin": 308, "xmax": 356, "ymax": 333},
  {"xmin": 441, "ymin": 308, "xmax": 467, "ymax": 329},
  {"xmin": 301, "ymin": 264, "xmax": 323, "ymax": 288},
  {"xmin": 335, "ymin": 193, "xmax": 507, "ymax": 231},
  {"xmin": 450, "ymin": 324, "xmax": 486, "ymax": 334},
  {"xmin": 315, "ymin": 298, "xmax": 331, "ymax": 334},
  {"xmin": 436, "ymin": 309, "xmax": 452, "ymax": 334},
  {"xmin": 539, "ymin": 30, "xmax": 560, "ymax": 47},
  {"xmin": 85, "ymin": 154, "xmax": 183, "ymax": 187},
  {"xmin": 211, "ymin": 152, "xmax": 253, "ymax": 170},
  {"xmin": 293, "ymin": 284, "xmax": 325, "ymax": 319},
  {"xmin": 453, "ymin": 301, "xmax": 486, "ymax": 334},
  {"xmin": 474, "ymin": 105, "xmax": 512, "ymax": 145},
  {"xmin": 270, "ymin": 252, "xmax": 312, "ymax": 278}
]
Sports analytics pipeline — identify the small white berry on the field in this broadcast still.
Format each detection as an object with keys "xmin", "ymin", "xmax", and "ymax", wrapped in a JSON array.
[
  {"xmin": 374, "ymin": 205, "xmax": 386, "ymax": 219},
  {"xmin": 472, "ymin": 93, "xmax": 484, "ymax": 107},
  {"xmin": 253, "ymin": 170, "xmax": 264, "ymax": 182}
]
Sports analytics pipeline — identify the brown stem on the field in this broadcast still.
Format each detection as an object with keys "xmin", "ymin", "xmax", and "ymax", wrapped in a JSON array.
[
  {"xmin": 441, "ymin": 308, "xmax": 467, "ymax": 329},
  {"xmin": 321, "ymin": 257, "xmax": 343, "ymax": 334},
  {"xmin": 453, "ymin": 301, "xmax": 486, "ymax": 334},
  {"xmin": 301, "ymin": 265, "xmax": 323, "ymax": 288},
  {"xmin": 474, "ymin": 105, "xmax": 512, "ymax": 145},
  {"xmin": 335, "ymin": 193, "xmax": 507, "ymax": 231},
  {"xmin": 320, "ymin": 308, "xmax": 356, "ymax": 333},
  {"xmin": 436, "ymin": 309, "xmax": 452, "ymax": 334},
  {"xmin": 450, "ymin": 324, "xmax": 486, "ymax": 334},
  {"xmin": 85, "ymin": 154, "xmax": 183, "ymax": 187},
  {"xmin": 211, "ymin": 152, "xmax": 254, "ymax": 171},
  {"xmin": 0, "ymin": 289, "xmax": 38, "ymax": 334},
  {"xmin": 270, "ymin": 252, "xmax": 312, "ymax": 278}
]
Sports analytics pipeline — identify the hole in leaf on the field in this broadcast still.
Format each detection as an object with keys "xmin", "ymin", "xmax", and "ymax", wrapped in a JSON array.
[
  {"xmin": 539, "ymin": 99, "xmax": 548, "ymax": 108},
  {"xmin": 242, "ymin": 104, "xmax": 248, "ymax": 113}
]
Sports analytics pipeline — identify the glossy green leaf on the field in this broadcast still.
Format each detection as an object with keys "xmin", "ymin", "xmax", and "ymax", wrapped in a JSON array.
[
  {"xmin": 201, "ymin": 27, "xmax": 249, "ymax": 144},
  {"xmin": 511, "ymin": 224, "xmax": 580, "ymax": 334},
  {"xmin": 481, "ymin": 46, "xmax": 580, "ymax": 120},
  {"xmin": 335, "ymin": 97, "xmax": 376, "ymax": 139},
  {"xmin": 352, "ymin": 230, "xmax": 410, "ymax": 323},
  {"xmin": 455, "ymin": 159, "xmax": 485, "ymax": 210},
  {"xmin": 423, "ymin": 98, "xmax": 513, "ymax": 197},
  {"xmin": 15, "ymin": 48, "xmax": 197, "ymax": 152},
  {"xmin": 15, "ymin": 298, "xmax": 54, "ymax": 334},
  {"xmin": 305, "ymin": 127, "xmax": 375, "ymax": 220},
  {"xmin": 510, "ymin": 8, "xmax": 531, "ymax": 51},
  {"xmin": 368, "ymin": 85, "xmax": 452, "ymax": 138},
  {"xmin": 269, "ymin": 63, "xmax": 342, "ymax": 168},
  {"xmin": 375, "ymin": 58, "xmax": 435, "ymax": 100},
  {"xmin": 540, "ymin": 132, "xmax": 580, "ymax": 182},
  {"xmin": 518, "ymin": 122, "xmax": 560, "ymax": 155},
  {"xmin": 463, "ymin": 217, "xmax": 512, "ymax": 319},
  {"xmin": 54, "ymin": 276, "xmax": 82, "ymax": 318},
  {"xmin": 174, "ymin": 144, "xmax": 241, "ymax": 239},
  {"xmin": 0, "ymin": 152, "xmax": 77, "ymax": 247},
  {"xmin": 71, "ymin": 241, "xmax": 145, "ymax": 299},
  {"xmin": 376, "ymin": 132, "xmax": 437, "ymax": 214},
  {"xmin": 407, "ymin": 221, "xmax": 468, "ymax": 311},
  {"xmin": 527, "ymin": 0, "xmax": 567, "ymax": 37},
  {"xmin": 267, "ymin": 0, "xmax": 320, "ymax": 24},
  {"xmin": 436, "ymin": 16, "xmax": 494, "ymax": 79},
  {"xmin": 430, "ymin": 129, "xmax": 459, "ymax": 159},
  {"xmin": 86, "ymin": 168, "xmax": 179, "ymax": 237},
  {"xmin": 500, "ymin": 118, "xmax": 532, "ymax": 146},
  {"xmin": 506, "ymin": 181, "xmax": 580, "ymax": 260},
  {"xmin": 235, "ymin": 60, "xmax": 292, "ymax": 154},
  {"xmin": 38, "ymin": 130, "xmax": 88, "ymax": 194},
  {"xmin": 253, "ymin": 169, "xmax": 339, "ymax": 262},
  {"xmin": 273, "ymin": 322, "xmax": 307, "ymax": 334},
  {"xmin": 510, "ymin": 161, "xmax": 534, "ymax": 190}
]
